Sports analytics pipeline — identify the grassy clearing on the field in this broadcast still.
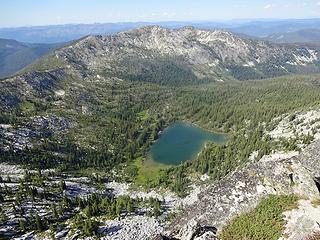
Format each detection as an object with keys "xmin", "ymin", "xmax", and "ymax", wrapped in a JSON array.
[
  {"xmin": 219, "ymin": 195, "xmax": 299, "ymax": 240},
  {"xmin": 130, "ymin": 157, "xmax": 169, "ymax": 190},
  {"xmin": 19, "ymin": 101, "xmax": 35, "ymax": 114}
]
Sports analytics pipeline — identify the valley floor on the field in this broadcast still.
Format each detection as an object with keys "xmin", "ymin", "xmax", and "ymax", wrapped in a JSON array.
[{"xmin": 1, "ymin": 108, "xmax": 320, "ymax": 240}]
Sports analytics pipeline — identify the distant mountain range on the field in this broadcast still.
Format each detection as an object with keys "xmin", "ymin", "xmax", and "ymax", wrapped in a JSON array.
[
  {"xmin": 1, "ymin": 19, "xmax": 320, "ymax": 44},
  {"xmin": 0, "ymin": 38, "xmax": 63, "ymax": 78},
  {"xmin": 264, "ymin": 28, "xmax": 320, "ymax": 44},
  {"xmin": 229, "ymin": 18, "xmax": 320, "ymax": 37}
]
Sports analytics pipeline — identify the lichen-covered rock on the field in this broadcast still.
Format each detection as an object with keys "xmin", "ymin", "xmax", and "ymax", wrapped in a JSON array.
[
  {"xmin": 298, "ymin": 140, "xmax": 320, "ymax": 177},
  {"xmin": 280, "ymin": 199, "xmax": 320, "ymax": 240}
]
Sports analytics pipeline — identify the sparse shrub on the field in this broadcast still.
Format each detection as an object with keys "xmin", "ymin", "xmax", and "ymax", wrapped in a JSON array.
[{"xmin": 219, "ymin": 195, "xmax": 299, "ymax": 240}]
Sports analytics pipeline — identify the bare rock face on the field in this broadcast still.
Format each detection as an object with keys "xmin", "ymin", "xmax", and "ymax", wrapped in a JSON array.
[
  {"xmin": 298, "ymin": 140, "xmax": 320, "ymax": 177},
  {"xmin": 0, "ymin": 114, "xmax": 73, "ymax": 151},
  {"xmin": 174, "ymin": 219, "xmax": 218, "ymax": 240},
  {"xmin": 155, "ymin": 220, "xmax": 218, "ymax": 240},
  {"xmin": 280, "ymin": 199, "xmax": 320, "ymax": 240},
  {"xmin": 162, "ymin": 144, "xmax": 320, "ymax": 239}
]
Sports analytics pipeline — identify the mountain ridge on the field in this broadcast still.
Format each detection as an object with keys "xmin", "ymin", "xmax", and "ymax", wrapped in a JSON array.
[{"xmin": 43, "ymin": 26, "xmax": 320, "ymax": 83}]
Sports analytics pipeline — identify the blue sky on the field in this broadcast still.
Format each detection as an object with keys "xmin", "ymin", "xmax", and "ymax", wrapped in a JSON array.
[{"xmin": 1, "ymin": 0, "xmax": 320, "ymax": 27}]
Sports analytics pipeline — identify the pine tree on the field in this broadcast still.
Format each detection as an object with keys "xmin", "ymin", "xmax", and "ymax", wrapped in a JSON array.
[
  {"xmin": 35, "ymin": 214, "xmax": 44, "ymax": 231},
  {"xmin": 116, "ymin": 201, "xmax": 122, "ymax": 216},
  {"xmin": 19, "ymin": 219, "xmax": 26, "ymax": 232},
  {"xmin": 51, "ymin": 204, "xmax": 58, "ymax": 219},
  {"xmin": 49, "ymin": 224, "xmax": 55, "ymax": 239},
  {"xmin": 126, "ymin": 200, "xmax": 133, "ymax": 214},
  {"xmin": 0, "ymin": 207, "xmax": 7, "ymax": 224},
  {"xmin": 59, "ymin": 180, "xmax": 66, "ymax": 191},
  {"xmin": 153, "ymin": 200, "xmax": 161, "ymax": 217},
  {"xmin": 83, "ymin": 218, "xmax": 98, "ymax": 236}
]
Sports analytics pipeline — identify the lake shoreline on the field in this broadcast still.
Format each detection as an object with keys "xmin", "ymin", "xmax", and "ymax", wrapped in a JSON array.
[
  {"xmin": 180, "ymin": 120, "xmax": 228, "ymax": 137},
  {"xmin": 149, "ymin": 121, "xmax": 228, "ymax": 165}
]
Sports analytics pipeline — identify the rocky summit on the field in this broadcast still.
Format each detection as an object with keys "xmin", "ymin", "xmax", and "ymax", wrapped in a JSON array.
[{"xmin": 42, "ymin": 26, "xmax": 320, "ymax": 84}]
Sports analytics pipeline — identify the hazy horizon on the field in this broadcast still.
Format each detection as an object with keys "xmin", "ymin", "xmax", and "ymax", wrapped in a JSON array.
[
  {"xmin": 2, "ymin": 17, "xmax": 320, "ymax": 29},
  {"xmin": 1, "ymin": 0, "xmax": 320, "ymax": 28}
]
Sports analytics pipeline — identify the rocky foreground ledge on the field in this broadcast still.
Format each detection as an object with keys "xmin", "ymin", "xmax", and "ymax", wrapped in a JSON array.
[{"xmin": 158, "ymin": 141, "xmax": 320, "ymax": 240}]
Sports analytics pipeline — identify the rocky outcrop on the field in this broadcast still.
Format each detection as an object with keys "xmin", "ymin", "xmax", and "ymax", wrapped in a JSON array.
[
  {"xmin": 298, "ymin": 140, "xmax": 320, "ymax": 177},
  {"xmin": 0, "ymin": 114, "xmax": 73, "ymax": 151},
  {"xmin": 280, "ymin": 199, "xmax": 320, "ymax": 240},
  {"xmin": 0, "ymin": 69, "xmax": 65, "ymax": 111},
  {"xmin": 155, "ymin": 220, "xmax": 218, "ymax": 240},
  {"xmin": 162, "ymin": 144, "xmax": 320, "ymax": 239}
]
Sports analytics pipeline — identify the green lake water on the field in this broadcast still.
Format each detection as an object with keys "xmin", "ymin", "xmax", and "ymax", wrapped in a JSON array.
[{"xmin": 150, "ymin": 122, "xmax": 227, "ymax": 165}]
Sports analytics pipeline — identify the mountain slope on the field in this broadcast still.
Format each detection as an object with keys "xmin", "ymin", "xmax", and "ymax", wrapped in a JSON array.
[
  {"xmin": 2, "ymin": 26, "xmax": 320, "ymax": 112},
  {"xmin": 46, "ymin": 26, "xmax": 320, "ymax": 83},
  {"xmin": 1, "ymin": 26, "xmax": 320, "ymax": 154},
  {"xmin": 0, "ymin": 38, "xmax": 63, "ymax": 78}
]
